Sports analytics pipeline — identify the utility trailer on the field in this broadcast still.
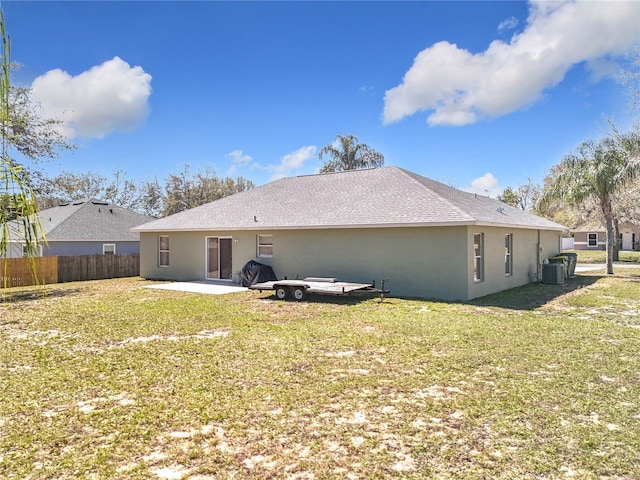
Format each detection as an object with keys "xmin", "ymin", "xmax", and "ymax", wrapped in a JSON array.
[{"xmin": 249, "ymin": 277, "xmax": 389, "ymax": 302}]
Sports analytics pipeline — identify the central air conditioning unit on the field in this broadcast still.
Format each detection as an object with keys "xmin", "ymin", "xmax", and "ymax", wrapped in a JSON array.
[{"xmin": 542, "ymin": 263, "xmax": 565, "ymax": 285}]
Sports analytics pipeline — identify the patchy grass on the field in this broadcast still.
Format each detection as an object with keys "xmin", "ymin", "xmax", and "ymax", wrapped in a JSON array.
[
  {"xmin": 1, "ymin": 274, "xmax": 639, "ymax": 479},
  {"xmin": 568, "ymin": 249, "xmax": 640, "ymax": 264}
]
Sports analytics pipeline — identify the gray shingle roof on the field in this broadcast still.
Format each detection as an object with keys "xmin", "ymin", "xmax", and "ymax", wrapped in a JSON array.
[
  {"xmin": 133, "ymin": 167, "xmax": 567, "ymax": 232},
  {"xmin": 37, "ymin": 199, "xmax": 155, "ymax": 241}
]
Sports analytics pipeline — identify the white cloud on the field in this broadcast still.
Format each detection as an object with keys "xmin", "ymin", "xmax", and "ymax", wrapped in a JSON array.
[
  {"xmin": 226, "ymin": 149, "xmax": 252, "ymax": 166},
  {"xmin": 585, "ymin": 57, "xmax": 620, "ymax": 83},
  {"xmin": 225, "ymin": 150, "xmax": 253, "ymax": 175},
  {"xmin": 498, "ymin": 16, "xmax": 519, "ymax": 33},
  {"xmin": 463, "ymin": 173, "xmax": 501, "ymax": 198},
  {"xmin": 30, "ymin": 56, "xmax": 152, "ymax": 139},
  {"xmin": 383, "ymin": 0, "xmax": 640, "ymax": 126},
  {"xmin": 259, "ymin": 145, "xmax": 317, "ymax": 181}
]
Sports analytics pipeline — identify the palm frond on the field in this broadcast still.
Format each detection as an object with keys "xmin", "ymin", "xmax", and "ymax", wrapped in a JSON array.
[{"xmin": 1, "ymin": 8, "xmax": 46, "ymax": 292}]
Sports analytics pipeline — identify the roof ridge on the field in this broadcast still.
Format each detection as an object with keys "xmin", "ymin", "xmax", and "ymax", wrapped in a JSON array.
[
  {"xmin": 394, "ymin": 167, "xmax": 475, "ymax": 221},
  {"xmin": 292, "ymin": 166, "xmax": 384, "ymax": 180}
]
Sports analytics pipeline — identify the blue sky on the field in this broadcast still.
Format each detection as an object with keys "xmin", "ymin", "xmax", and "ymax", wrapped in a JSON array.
[{"xmin": 4, "ymin": 1, "xmax": 639, "ymax": 197}]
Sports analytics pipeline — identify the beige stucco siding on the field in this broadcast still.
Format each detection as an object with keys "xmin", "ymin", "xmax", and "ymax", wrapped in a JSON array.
[
  {"xmin": 139, "ymin": 226, "xmax": 563, "ymax": 301},
  {"xmin": 264, "ymin": 227, "xmax": 469, "ymax": 300},
  {"xmin": 466, "ymin": 227, "xmax": 561, "ymax": 300},
  {"xmin": 139, "ymin": 230, "xmax": 260, "ymax": 281},
  {"xmin": 539, "ymin": 229, "xmax": 563, "ymax": 262},
  {"xmin": 141, "ymin": 227, "xmax": 468, "ymax": 299},
  {"xmin": 140, "ymin": 231, "xmax": 201, "ymax": 281}
]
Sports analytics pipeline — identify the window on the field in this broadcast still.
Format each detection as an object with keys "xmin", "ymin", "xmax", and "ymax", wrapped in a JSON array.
[
  {"xmin": 588, "ymin": 233, "xmax": 598, "ymax": 248},
  {"xmin": 257, "ymin": 234, "xmax": 273, "ymax": 258},
  {"xmin": 103, "ymin": 244, "xmax": 116, "ymax": 255},
  {"xmin": 22, "ymin": 244, "xmax": 42, "ymax": 257},
  {"xmin": 504, "ymin": 234, "xmax": 513, "ymax": 276},
  {"xmin": 159, "ymin": 235, "xmax": 170, "ymax": 267},
  {"xmin": 473, "ymin": 233, "xmax": 484, "ymax": 283}
]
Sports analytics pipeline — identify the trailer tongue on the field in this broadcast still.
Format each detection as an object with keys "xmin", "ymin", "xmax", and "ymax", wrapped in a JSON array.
[{"xmin": 249, "ymin": 277, "xmax": 389, "ymax": 302}]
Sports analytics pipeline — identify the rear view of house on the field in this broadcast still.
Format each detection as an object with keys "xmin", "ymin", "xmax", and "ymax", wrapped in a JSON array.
[{"xmin": 133, "ymin": 167, "xmax": 567, "ymax": 301}]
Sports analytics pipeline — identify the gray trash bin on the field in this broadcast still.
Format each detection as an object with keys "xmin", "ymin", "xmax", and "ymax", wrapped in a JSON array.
[
  {"xmin": 548, "ymin": 256, "xmax": 568, "ymax": 280},
  {"xmin": 563, "ymin": 252, "xmax": 577, "ymax": 277}
]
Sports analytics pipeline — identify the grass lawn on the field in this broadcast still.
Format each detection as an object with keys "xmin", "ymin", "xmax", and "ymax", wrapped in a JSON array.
[
  {"xmin": 569, "ymin": 249, "xmax": 640, "ymax": 264},
  {"xmin": 1, "ymin": 272, "xmax": 639, "ymax": 479}
]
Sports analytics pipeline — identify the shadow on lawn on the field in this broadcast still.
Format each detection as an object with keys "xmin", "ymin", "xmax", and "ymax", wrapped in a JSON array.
[
  {"xmin": 260, "ymin": 275, "xmax": 611, "ymax": 310},
  {"xmin": 0, "ymin": 286, "xmax": 83, "ymax": 303},
  {"xmin": 263, "ymin": 292, "xmax": 384, "ymax": 305},
  {"xmin": 469, "ymin": 274, "xmax": 603, "ymax": 311}
]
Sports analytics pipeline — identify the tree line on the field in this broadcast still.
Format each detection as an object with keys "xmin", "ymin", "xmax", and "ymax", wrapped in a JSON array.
[{"xmin": 33, "ymin": 166, "xmax": 256, "ymax": 218}]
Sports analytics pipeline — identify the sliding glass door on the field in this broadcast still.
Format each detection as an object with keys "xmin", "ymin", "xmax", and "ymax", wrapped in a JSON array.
[{"xmin": 206, "ymin": 237, "xmax": 232, "ymax": 280}]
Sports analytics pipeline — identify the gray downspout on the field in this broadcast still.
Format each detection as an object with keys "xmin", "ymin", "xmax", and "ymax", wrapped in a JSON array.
[{"xmin": 537, "ymin": 229, "xmax": 542, "ymax": 283}]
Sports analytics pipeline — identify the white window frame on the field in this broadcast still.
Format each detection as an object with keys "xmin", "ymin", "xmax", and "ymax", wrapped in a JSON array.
[
  {"xmin": 504, "ymin": 234, "xmax": 513, "ymax": 276},
  {"xmin": 473, "ymin": 233, "xmax": 484, "ymax": 283},
  {"xmin": 587, "ymin": 233, "xmax": 598, "ymax": 248},
  {"xmin": 257, "ymin": 234, "xmax": 273, "ymax": 258},
  {"xmin": 159, "ymin": 235, "xmax": 170, "ymax": 267},
  {"xmin": 22, "ymin": 244, "xmax": 43, "ymax": 257},
  {"xmin": 103, "ymin": 243, "xmax": 116, "ymax": 255}
]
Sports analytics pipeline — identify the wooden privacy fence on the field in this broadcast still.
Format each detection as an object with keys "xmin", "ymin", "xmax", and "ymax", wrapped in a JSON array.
[
  {"xmin": 2, "ymin": 254, "xmax": 140, "ymax": 288},
  {"xmin": 2, "ymin": 256, "xmax": 58, "ymax": 288}
]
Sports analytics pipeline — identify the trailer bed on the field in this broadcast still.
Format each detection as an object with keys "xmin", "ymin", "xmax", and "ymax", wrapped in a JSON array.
[{"xmin": 250, "ymin": 277, "xmax": 388, "ymax": 301}]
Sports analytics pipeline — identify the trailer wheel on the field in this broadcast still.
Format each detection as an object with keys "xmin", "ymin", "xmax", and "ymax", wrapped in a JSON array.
[
  {"xmin": 292, "ymin": 287, "xmax": 306, "ymax": 301},
  {"xmin": 275, "ymin": 286, "xmax": 290, "ymax": 300}
]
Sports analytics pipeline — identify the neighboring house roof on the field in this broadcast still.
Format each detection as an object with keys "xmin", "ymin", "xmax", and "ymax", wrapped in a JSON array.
[
  {"xmin": 133, "ymin": 167, "xmax": 568, "ymax": 233},
  {"xmin": 572, "ymin": 227, "xmax": 605, "ymax": 233},
  {"xmin": 573, "ymin": 222, "xmax": 640, "ymax": 233},
  {"xmin": 34, "ymin": 199, "xmax": 154, "ymax": 241}
]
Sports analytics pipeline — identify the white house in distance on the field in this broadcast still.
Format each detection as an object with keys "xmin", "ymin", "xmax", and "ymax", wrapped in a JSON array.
[{"xmin": 133, "ymin": 167, "xmax": 568, "ymax": 301}]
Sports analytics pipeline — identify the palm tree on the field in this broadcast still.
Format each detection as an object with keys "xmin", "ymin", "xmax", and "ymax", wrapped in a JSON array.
[
  {"xmin": 538, "ymin": 129, "xmax": 640, "ymax": 274},
  {"xmin": 318, "ymin": 134, "xmax": 384, "ymax": 173},
  {"xmin": 1, "ymin": 9, "xmax": 44, "ymax": 288}
]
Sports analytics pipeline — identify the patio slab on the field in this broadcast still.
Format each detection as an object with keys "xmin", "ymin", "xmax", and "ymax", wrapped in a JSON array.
[{"xmin": 146, "ymin": 281, "xmax": 248, "ymax": 295}]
